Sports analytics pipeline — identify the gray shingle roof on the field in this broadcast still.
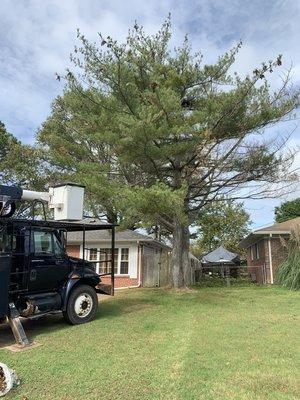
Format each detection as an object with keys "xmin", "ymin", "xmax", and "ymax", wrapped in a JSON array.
[
  {"xmin": 254, "ymin": 217, "xmax": 300, "ymax": 233},
  {"xmin": 202, "ymin": 246, "xmax": 239, "ymax": 264},
  {"xmin": 239, "ymin": 217, "xmax": 300, "ymax": 248},
  {"xmin": 67, "ymin": 228, "xmax": 154, "ymax": 243},
  {"xmin": 66, "ymin": 219, "xmax": 171, "ymax": 249}
]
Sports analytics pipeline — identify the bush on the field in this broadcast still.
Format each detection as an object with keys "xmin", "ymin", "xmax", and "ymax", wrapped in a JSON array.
[{"xmin": 276, "ymin": 229, "xmax": 300, "ymax": 290}]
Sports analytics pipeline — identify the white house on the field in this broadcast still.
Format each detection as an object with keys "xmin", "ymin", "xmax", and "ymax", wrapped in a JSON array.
[{"xmin": 66, "ymin": 229, "xmax": 171, "ymax": 288}]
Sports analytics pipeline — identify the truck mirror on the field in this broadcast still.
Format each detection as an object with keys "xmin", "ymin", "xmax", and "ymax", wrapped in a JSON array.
[{"xmin": 0, "ymin": 202, "xmax": 16, "ymax": 218}]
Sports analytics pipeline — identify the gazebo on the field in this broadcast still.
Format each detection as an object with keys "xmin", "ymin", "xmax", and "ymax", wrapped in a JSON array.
[{"xmin": 201, "ymin": 246, "xmax": 240, "ymax": 285}]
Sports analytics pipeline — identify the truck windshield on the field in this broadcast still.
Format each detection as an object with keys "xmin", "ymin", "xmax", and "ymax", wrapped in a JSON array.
[{"xmin": 34, "ymin": 231, "xmax": 53, "ymax": 255}]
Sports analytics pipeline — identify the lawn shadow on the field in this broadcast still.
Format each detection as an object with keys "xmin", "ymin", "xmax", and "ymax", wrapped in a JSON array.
[
  {"xmin": 0, "ymin": 292, "xmax": 158, "ymax": 348},
  {"xmin": 96, "ymin": 293, "xmax": 159, "ymax": 320},
  {"xmin": 0, "ymin": 313, "xmax": 68, "ymax": 349}
]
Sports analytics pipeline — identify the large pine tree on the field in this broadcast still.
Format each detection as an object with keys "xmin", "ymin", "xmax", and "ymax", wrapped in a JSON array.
[{"xmin": 38, "ymin": 18, "xmax": 298, "ymax": 287}]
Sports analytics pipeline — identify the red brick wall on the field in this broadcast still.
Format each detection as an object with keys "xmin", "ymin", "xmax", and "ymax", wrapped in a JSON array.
[
  {"xmin": 270, "ymin": 237, "xmax": 288, "ymax": 275},
  {"xmin": 247, "ymin": 239, "xmax": 268, "ymax": 284},
  {"xmin": 101, "ymin": 276, "xmax": 139, "ymax": 288},
  {"xmin": 246, "ymin": 239, "xmax": 266, "ymax": 266},
  {"xmin": 66, "ymin": 245, "xmax": 80, "ymax": 258},
  {"xmin": 246, "ymin": 236, "xmax": 288, "ymax": 284}
]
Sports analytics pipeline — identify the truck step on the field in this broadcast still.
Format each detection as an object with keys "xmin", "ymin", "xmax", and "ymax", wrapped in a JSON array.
[{"xmin": 96, "ymin": 283, "xmax": 112, "ymax": 295}]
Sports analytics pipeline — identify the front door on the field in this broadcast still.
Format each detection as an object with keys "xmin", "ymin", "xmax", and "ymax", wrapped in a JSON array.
[{"xmin": 28, "ymin": 230, "xmax": 70, "ymax": 292}]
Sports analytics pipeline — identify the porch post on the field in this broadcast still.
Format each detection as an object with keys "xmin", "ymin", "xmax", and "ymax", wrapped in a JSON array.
[{"xmin": 268, "ymin": 234, "xmax": 274, "ymax": 284}]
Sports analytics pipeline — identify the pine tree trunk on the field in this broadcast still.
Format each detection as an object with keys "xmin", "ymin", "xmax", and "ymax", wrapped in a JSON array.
[{"xmin": 171, "ymin": 218, "xmax": 190, "ymax": 288}]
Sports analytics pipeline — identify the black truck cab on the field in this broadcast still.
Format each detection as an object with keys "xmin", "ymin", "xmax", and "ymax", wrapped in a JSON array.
[{"xmin": 0, "ymin": 219, "xmax": 115, "ymax": 344}]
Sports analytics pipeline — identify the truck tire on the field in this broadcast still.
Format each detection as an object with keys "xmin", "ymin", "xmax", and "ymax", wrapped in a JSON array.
[{"xmin": 63, "ymin": 285, "xmax": 98, "ymax": 325}]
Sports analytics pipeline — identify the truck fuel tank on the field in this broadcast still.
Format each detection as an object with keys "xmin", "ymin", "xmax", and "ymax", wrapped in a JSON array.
[{"xmin": 19, "ymin": 293, "xmax": 62, "ymax": 317}]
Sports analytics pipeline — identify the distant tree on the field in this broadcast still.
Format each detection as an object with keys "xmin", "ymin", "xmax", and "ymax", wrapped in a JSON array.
[
  {"xmin": 191, "ymin": 199, "xmax": 250, "ymax": 257},
  {"xmin": 38, "ymin": 18, "xmax": 298, "ymax": 287},
  {"xmin": 275, "ymin": 198, "xmax": 300, "ymax": 223},
  {"xmin": 0, "ymin": 121, "xmax": 42, "ymax": 188},
  {"xmin": 0, "ymin": 121, "xmax": 18, "ymax": 180}
]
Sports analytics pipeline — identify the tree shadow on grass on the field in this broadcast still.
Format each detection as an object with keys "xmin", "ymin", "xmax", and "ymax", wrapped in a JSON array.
[
  {"xmin": 98, "ymin": 296, "xmax": 158, "ymax": 320},
  {"xmin": 0, "ymin": 294, "xmax": 158, "ymax": 348},
  {"xmin": 0, "ymin": 314, "xmax": 67, "ymax": 349}
]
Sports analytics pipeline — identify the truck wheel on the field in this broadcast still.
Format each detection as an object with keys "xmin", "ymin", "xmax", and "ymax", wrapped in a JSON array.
[{"xmin": 63, "ymin": 285, "xmax": 98, "ymax": 325}]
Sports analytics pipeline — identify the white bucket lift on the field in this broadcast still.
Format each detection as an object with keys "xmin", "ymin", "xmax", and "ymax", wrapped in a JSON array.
[
  {"xmin": 0, "ymin": 183, "xmax": 85, "ymax": 221},
  {"xmin": 48, "ymin": 183, "xmax": 85, "ymax": 221}
]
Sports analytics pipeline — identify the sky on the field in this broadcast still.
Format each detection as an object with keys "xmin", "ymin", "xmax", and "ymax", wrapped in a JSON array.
[{"xmin": 0, "ymin": 0, "xmax": 300, "ymax": 229}]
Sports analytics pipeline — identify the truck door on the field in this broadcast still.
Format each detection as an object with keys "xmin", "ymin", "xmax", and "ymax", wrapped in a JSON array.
[{"xmin": 28, "ymin": 230, "xmax": 70, "ymax": 292}]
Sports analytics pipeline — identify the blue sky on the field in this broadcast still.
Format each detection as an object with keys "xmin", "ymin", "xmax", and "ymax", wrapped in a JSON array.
[{"xmin": 0, "ymin": 0, "xmax": 299, "ymax": 229}]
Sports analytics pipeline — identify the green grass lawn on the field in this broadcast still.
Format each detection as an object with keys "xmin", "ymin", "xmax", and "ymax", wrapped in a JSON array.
[{"xmin": 1, "ymin": 285, "xmax": 299, "ymax": 400}]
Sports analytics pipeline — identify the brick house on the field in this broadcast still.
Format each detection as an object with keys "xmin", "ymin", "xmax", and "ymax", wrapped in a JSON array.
[
  {"xmin": 240, "ymin": 217, "xmax": 300, "ymax": 284},
  {"xmin": 66, "ymin": 229, "xmax": 172, "ymax": 289}
]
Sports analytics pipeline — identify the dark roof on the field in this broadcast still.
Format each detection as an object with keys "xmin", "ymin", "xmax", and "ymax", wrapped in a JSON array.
[
  {"xmin": 239, "ymin": 217, "xmax": 300, "ymax": 248},
  {"xmin": 68, "ymin": 228, "xmax": 153, "ymax": 242},
  {"xmin": 202, "ymin": 246, "xmax": 239, "ymax": 264},
  {"xmin": 0, "ymin": 218, "xmax": 115, "ymax": 232},
  {"xmin": 254, "ymin": 217, "xmax": 300, "ymax": 234},
  {"xmin": 67, "ymin": 227, "xmax": 171, "ymax": 249}
]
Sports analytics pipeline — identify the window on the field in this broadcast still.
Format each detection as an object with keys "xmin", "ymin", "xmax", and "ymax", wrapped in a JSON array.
[
  {"xmin": 120, "ymin": 248, "xmax": 129, "ymax": 274},
  {"xmin": 254, "ymin": 243, "xmax": 259, "ymax": 259},
  {"xmin": 88, "ymin": 248, "xmax": 98, "ymax": 270},
  {"xmin": 53, "ymin": 234, "xmax": 65, "ymax": 257},
  {"xmin": 97, "ymin": 247, "xmax": 130, "ymax": 275},
  {"xmin": 89, "ymin": 248, "xmax": 98, "ymax": 261},
  {"xmin": 34, "ymin": 231, "xmax": 53, "ymax": 255},
  {"xmin": 99, "ymin": 248, "xmax": 118, "ymax": 275},
  {"xmin": 250, "ymin": 243, "xmax": 259, "ymax": 260}
]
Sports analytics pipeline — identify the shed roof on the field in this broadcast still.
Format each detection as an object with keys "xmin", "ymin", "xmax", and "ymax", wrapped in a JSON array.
[{"xmin": 202, "ymin": 246, "xmax": 239, "ymax": 264}]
